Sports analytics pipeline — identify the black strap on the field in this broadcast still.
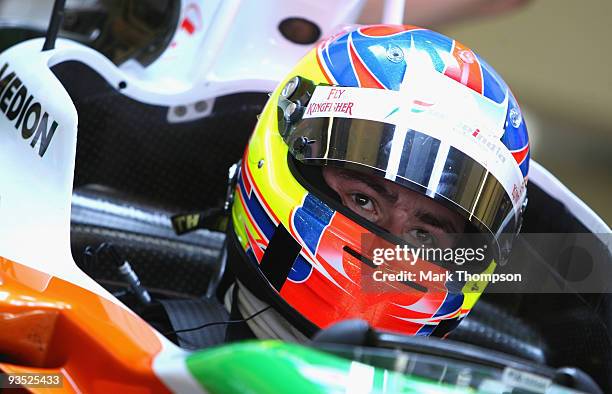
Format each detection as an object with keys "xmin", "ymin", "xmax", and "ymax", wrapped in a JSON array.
[
  {"xmin": 171, "ymin": 207, "xmax": 228, "ymax": 235},
  {"xmin": 159, "ymin": 298, "xmax": 229, "ymax": 349},
  {"xmin": 259, "ymin": 224, "xmax": 302, "ymax": 291},
  {"xmin": 224, "ymin": 283, "xmax": 257, "ymax": 342}
]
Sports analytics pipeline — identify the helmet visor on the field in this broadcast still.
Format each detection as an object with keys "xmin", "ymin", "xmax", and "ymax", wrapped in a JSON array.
[{"xmin": 278, "ymin": 84, "xmax": 526, "ymax": 251}]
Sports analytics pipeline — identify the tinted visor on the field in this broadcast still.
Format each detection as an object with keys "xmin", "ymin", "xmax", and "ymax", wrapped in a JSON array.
[{"xmin": 281, "ymin": 113, "xmax": 524, "ymax": 262}]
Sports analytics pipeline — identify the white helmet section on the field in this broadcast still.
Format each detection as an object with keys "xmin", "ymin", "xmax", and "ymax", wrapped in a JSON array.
[{"xmin": 0, "ymin": 39, "xmax": 118, "ymax": 302}]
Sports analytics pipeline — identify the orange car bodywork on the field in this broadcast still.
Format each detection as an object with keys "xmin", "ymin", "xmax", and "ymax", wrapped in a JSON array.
[{"xmin": 0, "ymin": 257, "xmax": 171, "ymax": 393}]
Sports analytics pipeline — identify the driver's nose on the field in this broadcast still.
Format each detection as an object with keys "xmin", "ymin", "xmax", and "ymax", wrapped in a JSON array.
[{"xmin": 378, "ymin": 211, "xmax": 413, "ymax": 238}]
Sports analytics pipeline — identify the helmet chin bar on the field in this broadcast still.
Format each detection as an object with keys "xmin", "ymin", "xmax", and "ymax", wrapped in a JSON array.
[{"xmin": 227, "ymin": 214, "xmax": 492, "ymax": 338}]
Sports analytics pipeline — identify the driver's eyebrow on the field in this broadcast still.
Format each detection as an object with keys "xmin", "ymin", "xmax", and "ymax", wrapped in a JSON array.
[
  {"xmin": 414, "ymin": 209, "xmax": 458, "ymax": 234},
  {"xmin": 337, "ymin": 171, "xmax": 398, "ymax": 203}
]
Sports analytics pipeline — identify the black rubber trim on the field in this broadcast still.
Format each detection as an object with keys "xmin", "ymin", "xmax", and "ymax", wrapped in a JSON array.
[
  {"xmin": 431, "ymin": 316, "xmax": 462, "ymax": 338},
  {"xmin": 260, "ymin": 224, "xmax": 302, "ymax": 291},
  {"xmin": 342, "ymin": 245, "xmax": 377, "ymax": 269},
  {"xmin": 342, "ymin": 245, "xmax": 427, "ymax": 293},
  {"xmin": 401, "ymin": 279, "xmax": 428, "ymax": 293}
]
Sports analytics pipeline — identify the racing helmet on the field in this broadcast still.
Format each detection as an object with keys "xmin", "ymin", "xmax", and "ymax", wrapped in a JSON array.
[{"xmin": 228, "ymin": 25, "xmax": 530, "ymax": 337}]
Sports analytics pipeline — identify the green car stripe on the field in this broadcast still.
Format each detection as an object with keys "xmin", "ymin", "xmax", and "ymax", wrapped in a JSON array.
[{"xmin": 186, "ymin": 341, "xmax": 473, "ymax": 394}]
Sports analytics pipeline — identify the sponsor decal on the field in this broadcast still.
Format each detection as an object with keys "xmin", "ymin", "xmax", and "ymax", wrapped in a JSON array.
[
  {"xmin": 502, "ymin": 368, "xmax": 551, "ymax": 393},
  {"xmin": 180, "ymin": 3, "xmax": 203, "ymax": 35},
  {"xmin": 0, "ymin": 63, "xmax": 58, "ymax": 157},
  {"xmin": 512, "ymin": 178, "xmax": 528, "ymax": 205},
  {"xmin": 303, "ymin": 86, "xmax": 398, "ymax": 122},
  {"xmin": 469, "ymin": 126, "xmax": 507, "ymax": 165},
  {"xmin": 410, "ymin": 99, "xmax": 433, "ymax": 113},
  {"xmin": 304, "ymin": 88, "xmax": 354, "ymax": 117}
]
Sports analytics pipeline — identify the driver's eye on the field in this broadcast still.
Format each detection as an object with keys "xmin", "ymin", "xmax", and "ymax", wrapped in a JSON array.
[
  {"xmin": 351, "ymin": 193, "xmax": 374, "ymax": 212},
  {"xmin": 408, "ymin": 228, "xmax": 436, "ymax": 247}
]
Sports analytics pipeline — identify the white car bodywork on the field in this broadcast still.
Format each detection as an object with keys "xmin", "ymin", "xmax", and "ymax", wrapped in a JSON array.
[{"xmin": 1, "ymin": 0, "xmax": 367, "ymax": 123}]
